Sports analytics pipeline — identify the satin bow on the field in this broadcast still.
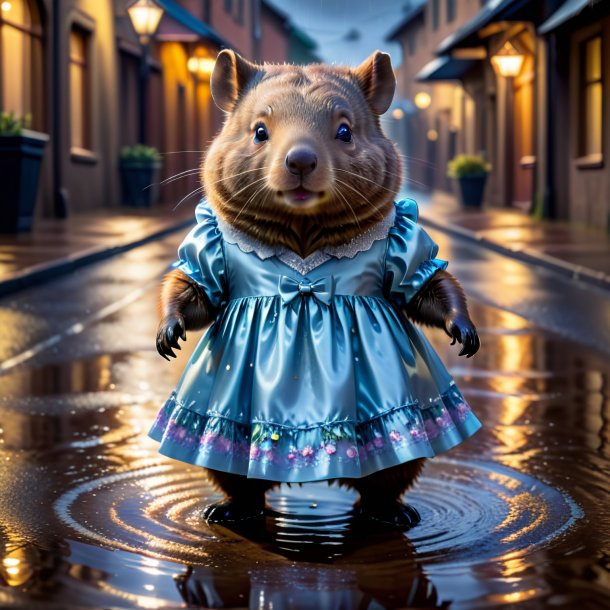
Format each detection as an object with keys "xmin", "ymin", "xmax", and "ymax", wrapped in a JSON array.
[{"xmin": 278, "ymin": 275, "xmax": 335, "ymax": 306}]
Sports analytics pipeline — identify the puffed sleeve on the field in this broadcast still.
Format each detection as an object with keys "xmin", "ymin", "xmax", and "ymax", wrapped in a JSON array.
[
  {"xmin": 383, "ymin": 199, "xmax": 448, "ymax": 307},
  {"xmin": 172, "ymin": 199, "xmax": 228, "ymax": 309}
]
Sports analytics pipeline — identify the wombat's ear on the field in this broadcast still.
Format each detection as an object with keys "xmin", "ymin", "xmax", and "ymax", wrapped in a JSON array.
[
  {"xmin": 211, "ymin": 49, "xmax": 260, "ymax": 112},
  {"xmin": 352, "ymin": 51, "xmax": 395, "ymax": 115}
]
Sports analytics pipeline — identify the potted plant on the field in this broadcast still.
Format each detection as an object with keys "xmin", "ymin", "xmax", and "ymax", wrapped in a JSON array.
[
  {"xmin": 447, "ymin": 154, "xmax": 492, "ymax": 208},
  {"xmin": 119, "ymin": 144, "xmax": 162, "ymax": 207},
  {"xmin": 0, "ymin": 112, "xmax": 49, "ymax": 233}
]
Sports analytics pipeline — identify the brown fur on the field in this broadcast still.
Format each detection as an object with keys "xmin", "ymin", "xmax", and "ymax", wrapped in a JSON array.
[
  {"xmin": 203, "ymin": 50, "xmax": 402, "ymax": 258},
  {"xmin": 406, "ymin": 269, "xmax": 469, "ymax": 329},
  {"xmin": 158, "ymin": 50, "xmax": 478, "ymax": 513},
  {"xmin": 159, "ymin": 268, "xmax": 213, "ymax": 331}
]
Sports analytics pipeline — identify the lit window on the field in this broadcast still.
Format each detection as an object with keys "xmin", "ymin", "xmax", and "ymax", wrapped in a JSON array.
[
  {"xmin": 580, "ymin": 35, "xmax": 603, "ymax": 158},
  {"xmin": 0, "ymin": 0, "xmax": 43, "ymax": 129},
  {"xmin": 70, "ymin": 26, "xmax": 90, "ymax": 150}
]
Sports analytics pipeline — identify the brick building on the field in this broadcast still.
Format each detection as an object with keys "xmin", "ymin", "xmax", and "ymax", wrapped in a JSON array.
[{"xmin": 0, "ymin": 0, "xmax": 314, "ymax": 220}]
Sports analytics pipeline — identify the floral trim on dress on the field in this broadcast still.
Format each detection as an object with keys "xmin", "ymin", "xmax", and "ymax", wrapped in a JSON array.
[{"xmin": 149, "ymin": 385, "xmax": 477, "ymax": 480}]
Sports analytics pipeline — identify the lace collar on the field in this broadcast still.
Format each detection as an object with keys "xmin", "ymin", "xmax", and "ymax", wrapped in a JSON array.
[{"xmin": 215, "ymin": 205, "xmax": 396, "ymax": 276}]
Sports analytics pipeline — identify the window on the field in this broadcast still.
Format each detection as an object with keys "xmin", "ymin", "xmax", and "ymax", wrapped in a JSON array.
[
  {"xmin": 224, "ymin": 0, "xmax": 232, "ymax": 13},
  {"xmin": 0, "ymin": 0, "xmax": 43, "ymax": 129},
  {"xmin": 236, "ymin": 0, "xmax": 244, "ymax": 24},
  {"xmin": 579, "ymin": 35, "xmax": 603, "ymax": 158},
  {"xmin": 431, "ymin": 0, "xmax": 439, "ymax": 31},
  {"xmin": 447, "ymin": 0, "xmax": 456, "ymax": 23},
  {"xmin": 408, "ymin": 31, "xmax": 417, "ymax": 56},
  {"xmin": 69, "ymin": 26, "xmax": 90, "ymax": 150}
]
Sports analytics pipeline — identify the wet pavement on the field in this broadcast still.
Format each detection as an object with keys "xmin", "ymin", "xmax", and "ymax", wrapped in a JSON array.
[{"xmin": 0, "ymin": 226, "xmax": 608, "ymax": 609}]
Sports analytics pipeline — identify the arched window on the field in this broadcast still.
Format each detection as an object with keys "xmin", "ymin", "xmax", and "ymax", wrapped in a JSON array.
[{"xmin": 0, "ymin": 0, "xmax": 44, "ymax": 130}]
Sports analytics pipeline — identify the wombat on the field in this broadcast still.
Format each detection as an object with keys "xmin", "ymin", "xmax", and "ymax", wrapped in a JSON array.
[{"xmin": 150, "ymin": 50, "xmax": 481, "ymax": 528}]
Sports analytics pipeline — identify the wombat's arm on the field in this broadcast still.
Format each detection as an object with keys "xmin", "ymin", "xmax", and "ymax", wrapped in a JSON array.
[
  {"xmin": 405, "ymin": 270, "xmax": 480, "ymax": 357},
  {"xmin": 156, "ymin": 269, "xmax": 214, "ymax": 360}
]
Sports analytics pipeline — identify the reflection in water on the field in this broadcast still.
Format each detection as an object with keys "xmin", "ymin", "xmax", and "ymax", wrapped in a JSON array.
[{"xmin": 0, "ymin": 301, "xmax": 608, "ymax": 608}]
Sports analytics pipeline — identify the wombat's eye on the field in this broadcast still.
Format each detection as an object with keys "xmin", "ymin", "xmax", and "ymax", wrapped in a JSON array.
[
  {"xmin": 336, "ymin": 124, "xmax": 352, "ymax": 143},
  {"xmin": 254, "ymin": 124, "xmax": 269, "ymax": 143}
]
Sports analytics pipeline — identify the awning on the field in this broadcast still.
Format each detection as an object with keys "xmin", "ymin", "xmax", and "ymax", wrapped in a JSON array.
[
  {"xmin": 386, "ymin": 0, "xmax": 426, "ymax": 41},
  {"xmin": 155, "ymin": 0, "xmax": 228, "ymax": 47},
  {"xmin": 538, "ymin": 0, "xmax": 591, "ymax": 34},
  {"xmin": 437, "ymin": 0, "xmax": 532, "ymax": 54},
  {"xmin": 415, "ymin": 55, "xmax": 477, "ymax": 81}
]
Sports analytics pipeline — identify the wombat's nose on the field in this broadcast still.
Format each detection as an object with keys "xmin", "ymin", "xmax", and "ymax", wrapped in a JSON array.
[{"xmin": 286, "ymin": 147, "xmax": 317, "ymax": 176}]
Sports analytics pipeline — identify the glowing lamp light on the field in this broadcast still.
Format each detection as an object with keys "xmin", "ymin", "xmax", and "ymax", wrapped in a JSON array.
[
  {"xmin": 1, "ymin": 2, "xmax": 12, "ymax": 12},
  {"xmin": 391, "ymin": 107, "xmax": 405, "ymax": 120},
  {"xmin": 414, "ymin": 91, "xmax": 431, "ymax": 110},
  {"xmin": 491, "ymin": 42, "xmax": 525, "ymax": 78},
  {"xmin": 127, "ymin": 0, "xmax": 164, "ymax": 44},
  {"xmin": 427, "ymin": 129, "xmax": 438, "ymax": 141},
  {"xmin": 187, "ymin": 56, "xmax": 216, "ymax": 79}
]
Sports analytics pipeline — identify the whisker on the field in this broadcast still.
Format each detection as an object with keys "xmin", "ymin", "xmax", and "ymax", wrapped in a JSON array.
[
  {"xmin": 331, "ymin": 185, "xmax": 361, "ymax": 228},
  {"xmin": 172, "ymin": 185, "xmax": 205, "ymax": 211},
  {"xmin": 234, "ymin": 181, "xmax": 270, "ymax": 223},
  {"xmin": 333, "ymin": 178, "xmax": 385, "ymax": 221},
  {"xmin": 224, "ymin": 176, "xmax": 269, "ymax": 206},
  {"xmin": 334, "ymin": 168, "xmax": 396, "ymax": 193},
  {"xmin": 160, "ymin": 150, "xmax": 206, "ymax": 156}
]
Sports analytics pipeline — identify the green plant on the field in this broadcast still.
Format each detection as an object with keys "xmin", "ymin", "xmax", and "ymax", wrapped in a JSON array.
[
  {"xmin": 119, "ymin": 144, "xmax": 162, "ymax": 164},
  {"xmin": 447, "ymin": 154, "xmax": 491, "ymax": 179},
  {"xmin": 0, "ymin": 112, "xmax": 31, "ymax": 136}
]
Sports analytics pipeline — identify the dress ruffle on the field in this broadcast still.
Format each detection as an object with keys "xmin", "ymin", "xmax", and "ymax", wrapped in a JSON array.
[
  {"xmin": 149, "ymin": 385, "xmax": 480, "ymax": 482},
  {"xmin": 384, "ymin": 199, "xmax": 448, "ymax": 306}
]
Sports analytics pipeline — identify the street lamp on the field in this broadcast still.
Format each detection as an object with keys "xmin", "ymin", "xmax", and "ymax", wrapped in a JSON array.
[
  {"xmin": 127, "ymin": 0, "xmax": 164, "ymax": 44},
  {"xmin": 491, "ymin": 42, "xmax": 525, "ymax": 78},
  {"xmin": 414, "ymin": 91, "xmax": 432, "ymax": 110},
  {"xmin": 127, "ymin": 0, "xmax": 164, "ymax": 144},
  {"xmin": 187, "ymin": 56, "xmax": 216, "ymax": 80}
]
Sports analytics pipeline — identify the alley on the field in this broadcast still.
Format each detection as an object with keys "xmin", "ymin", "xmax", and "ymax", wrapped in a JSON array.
[{"xmin": 0, "ymin": 222, "xmax": 608, "ymax": 609}]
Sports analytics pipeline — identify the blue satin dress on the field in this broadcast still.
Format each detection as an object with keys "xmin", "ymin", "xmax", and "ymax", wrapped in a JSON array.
[{"xmin": 149, "ymin": 198, "xmax": 481, "ymax": 483}]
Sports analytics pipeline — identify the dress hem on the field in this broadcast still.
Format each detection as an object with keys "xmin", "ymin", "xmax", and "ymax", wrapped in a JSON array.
[{"xmin": 148, "ymin": 386, "xmax": 482, "ymax": 483}]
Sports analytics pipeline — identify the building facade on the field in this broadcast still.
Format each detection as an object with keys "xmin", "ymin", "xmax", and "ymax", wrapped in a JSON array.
[
  {"xmin": 0, "ymin": 0, "xmax": 306, "ymax": 220},
  {"xmin": 389, "ymin": 0, "xmax": 610, "ymax": 229}
]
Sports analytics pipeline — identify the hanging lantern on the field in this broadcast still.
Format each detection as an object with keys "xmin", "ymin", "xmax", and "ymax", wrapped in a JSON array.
[
  {"xmin": 187, "ymin": 56, "xmax": 216, "ymax": 80},
  {"xmin": 127, "ymin": 0, "xmax": 164, "ymax": 44},
  {"xmin": 491, "ymin": 42, "xmax": 525, "ymax": 78}
]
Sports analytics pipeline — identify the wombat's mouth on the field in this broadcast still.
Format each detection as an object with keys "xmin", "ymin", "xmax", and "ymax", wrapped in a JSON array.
[{"xmin": 277, "ymin": 187, "xmax": 326, "ymax": 208}]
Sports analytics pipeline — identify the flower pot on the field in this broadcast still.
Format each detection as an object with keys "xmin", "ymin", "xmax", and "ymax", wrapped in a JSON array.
[
  {"xmin": 119, "ymin": 161, "xmax": 161, "ymax": 207},
  {"xmin": 457, "ymin": 175, "xmax": 487, "ymax": 208},
  {"xmin": 0, "ymin": 129, "xmax": 49, "ymax": 233}
]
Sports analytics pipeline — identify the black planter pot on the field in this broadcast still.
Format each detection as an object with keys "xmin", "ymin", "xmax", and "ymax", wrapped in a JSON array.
[
  {"xmin": 119, "ymin": 161, "xmax": 161, "ymax": 207},
  {"xmin": 0, "ymin": 130, "xmax": 49, "ymax": 233},
  {"xmin": 457, "ymin": 175, "xmax": 488, "ymax": 207}
]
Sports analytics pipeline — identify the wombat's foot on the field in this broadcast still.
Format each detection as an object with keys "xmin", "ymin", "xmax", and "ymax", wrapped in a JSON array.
[
  {"xmin": 202, "ymin": 499, "xmax": 265, "ymax": 523},
  {"xmin": 358, "ymin": 501, "xmax": 421, "ymax": 529}
]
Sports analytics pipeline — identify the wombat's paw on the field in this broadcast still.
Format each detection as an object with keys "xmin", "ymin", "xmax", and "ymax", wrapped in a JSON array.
[
  {"xmin": 445, "ymin": 314, "xmax": 480, "ymax": 358},
  {"xmin": 358, "ymin": 501, "xmax": 421, "ymax": 529},
  {"xmin": 201, "ymin": 499, "xmax": 265, "ymax": 523},
  {"xmin": 156, "ymin": 314, "xmax": 186, "ymax": 360}
]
